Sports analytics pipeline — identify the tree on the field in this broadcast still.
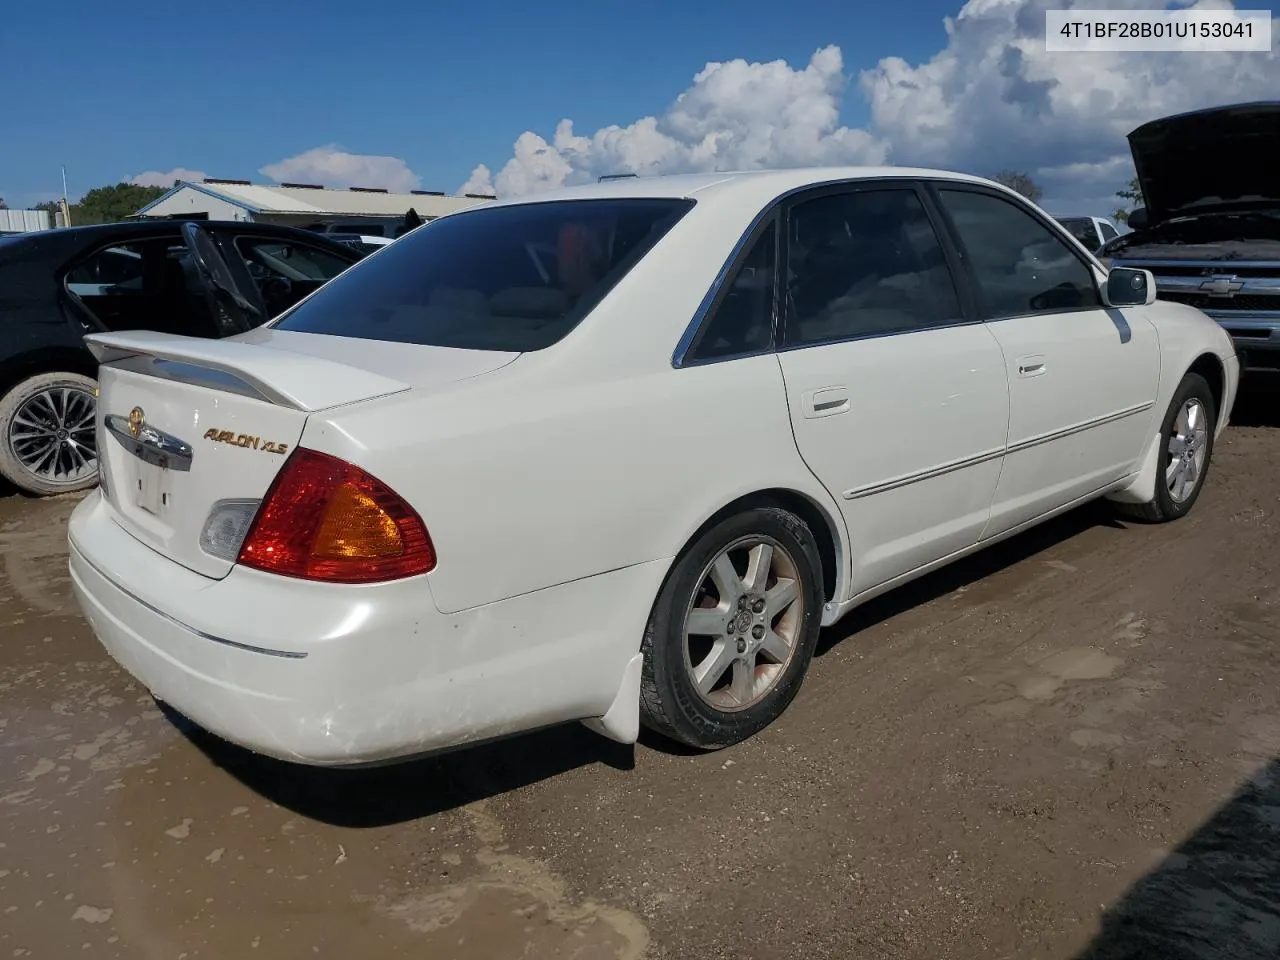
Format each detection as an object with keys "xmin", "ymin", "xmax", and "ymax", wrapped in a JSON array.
[
  {"xmin": 67, "ymin": 183, "xmax": 167, "ymax": 226},
  {"xmin": 1113, "ymin": 176, "xmax": 1144, "ymax": 223},
  {"xmin": 0, "ymin": 196, "xmax": 7, "ymax": 210},
  {"xmin": 991, "ymin": 170, "xmax": 1044, "ymax": 203}
]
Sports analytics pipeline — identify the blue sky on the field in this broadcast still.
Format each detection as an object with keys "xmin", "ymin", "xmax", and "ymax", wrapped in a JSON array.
[
  {"xmin": 2, "ymin": 0, "xmax": 1277, "ymax": 213},
  {"xmin": 0, "ymin": 0, "xmax": 953, "ymax": 203}
]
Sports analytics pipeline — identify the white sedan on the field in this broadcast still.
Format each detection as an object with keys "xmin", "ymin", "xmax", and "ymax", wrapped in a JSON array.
[{"xmin": 68, "ymin": 167, "xmax": 1239, "ymax": 766}]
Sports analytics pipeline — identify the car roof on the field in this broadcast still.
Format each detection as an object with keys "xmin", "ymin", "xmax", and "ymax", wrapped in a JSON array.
[{"xmin": 477, "ymin": 166, "xmax": 1007, "ymax": 210}]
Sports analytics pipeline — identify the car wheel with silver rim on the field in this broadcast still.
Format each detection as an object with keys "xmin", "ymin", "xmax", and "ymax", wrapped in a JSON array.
[
  {"xmin": 640, "ymin": 505, "xmax": 824, "ymax": 749},
  {"xmin": 1117, "ymin": 371, "xmax": 1217, "ymax": 524},
  {"xmin": 0, "ymin": 372, "xmax": 100, "ymax": 496}
]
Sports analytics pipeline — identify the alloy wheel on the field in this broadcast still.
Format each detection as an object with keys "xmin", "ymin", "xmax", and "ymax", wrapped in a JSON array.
[
  {"xmin": 682, "ymin": 536, "xmax": 805, "ymax": 712},
  {"xmin": 8, "ymin": 386, "xmax": 98, "ymax": 485},
  {"xmin": 1166, "ymin": 397, "xmax": 1208, "ymax": 504}
]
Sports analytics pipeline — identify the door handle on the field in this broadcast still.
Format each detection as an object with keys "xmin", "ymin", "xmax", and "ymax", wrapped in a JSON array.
[
  {"xmin": 1017, "ymin": 355, "xmax": 1046, "ymax": 378},
  {"xmin": 803, "ymin": 386, "xmax": 850, "ymax": 419}
]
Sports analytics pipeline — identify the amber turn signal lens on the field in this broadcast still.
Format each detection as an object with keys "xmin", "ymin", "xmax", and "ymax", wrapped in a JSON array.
[{"xmin": 237, "ymin": 448, "xmax": 435, "ymax": 583}]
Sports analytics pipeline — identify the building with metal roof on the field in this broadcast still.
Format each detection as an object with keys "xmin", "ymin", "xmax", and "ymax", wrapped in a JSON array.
[{"xmin": 134, "ymin": 178, "xmax": 496, "ymax": 235}]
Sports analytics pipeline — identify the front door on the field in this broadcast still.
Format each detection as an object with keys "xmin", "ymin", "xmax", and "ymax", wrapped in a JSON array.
[
  {"xmin": 931, "ymin": 185, "xmax": 1161, "ymax": 537},
  {"xmin": 775, "ymin": 184, "xmax": 1010, "ymax": 595}
]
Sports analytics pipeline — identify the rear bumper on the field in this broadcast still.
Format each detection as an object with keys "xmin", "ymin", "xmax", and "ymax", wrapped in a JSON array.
[{"xmin": 68, "ymin": 491, "xmax": 664, "ymax": 766}]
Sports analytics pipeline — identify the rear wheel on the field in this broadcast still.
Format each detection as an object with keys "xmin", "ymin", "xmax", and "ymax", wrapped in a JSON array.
[
  {"xmin": 1117, "ymin": 372, "xmax": 1216, "ymax": 523},
  {"xmin": 0, "ymin": 372, "xmax": 100, "ymax": 496},
  {"xmin": 639, "ymin": 506, "xmax": 824, "ymax": 749}
]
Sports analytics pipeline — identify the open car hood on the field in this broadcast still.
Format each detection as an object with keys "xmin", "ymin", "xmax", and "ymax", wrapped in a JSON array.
[{"xmin": 1129, "ymin": 101, "xmax": 1280, "ymax": 226}]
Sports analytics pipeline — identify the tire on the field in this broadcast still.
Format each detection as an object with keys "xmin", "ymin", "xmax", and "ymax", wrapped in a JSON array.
[
  {"xmin": 0, "ymin": 371, "xmax": 100, "ymax": 497},
  {"xmin": 1116, "ymin": 372, "xmax": 1216, "ymax": 523},
  {"xmin": 639, "ymin": 506, "xmax": 825, "ymax": 750}
]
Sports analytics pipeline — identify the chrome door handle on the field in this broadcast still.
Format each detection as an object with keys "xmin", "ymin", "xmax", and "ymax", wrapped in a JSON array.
[
  {"xmin": 804, "ymin": 386, "xmax": 850, "ymax": 418},
  {"xmin": 1017, "ymin": 355, "xmax": 1046, "ymax": 378}
]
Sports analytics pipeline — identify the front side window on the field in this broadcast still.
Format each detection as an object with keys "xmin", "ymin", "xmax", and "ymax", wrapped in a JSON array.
[
  {"xmin": 235, "ymin": 237, "xmax": 356, "ymax": 316},
  {"xmin": 1099, "ymin": 221, "xmax": 1119, "ymax": 242},
  {"xmin": 686, "ymin": 221, "xmax": 776, "ymax": 362},
  {"xmin": 272, "ymin": 198, "xmax": 694, "ymax": 352},
  {"xmin": 784, "ymin": 189, "xmax": 962, "ymax": 347},
  {"xmin": 940, "ymin": 190, "xmax": 1101, "ymax": 319},
  {"xmin": 236, "ymin": 238, "xmax": 353, "ymax": 283}
]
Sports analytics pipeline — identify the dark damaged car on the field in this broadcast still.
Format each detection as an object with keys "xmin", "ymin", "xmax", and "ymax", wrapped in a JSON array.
[
  {"xmin": 1102, "ymin": 102, "xmax": 1280, "ymax": 375},
  {"xmin": 0, "ymin": 220, "xmax": 362, "ymax": 497}
]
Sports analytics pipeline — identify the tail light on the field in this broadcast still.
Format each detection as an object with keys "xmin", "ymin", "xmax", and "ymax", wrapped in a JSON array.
[{"xmin": 237, "ymin": 448, "xmax": 435, "ymax": 583}]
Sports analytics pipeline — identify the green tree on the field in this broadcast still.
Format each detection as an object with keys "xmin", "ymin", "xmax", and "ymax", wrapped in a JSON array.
[
  {"xmin": 991, "ymin": 170, "xmax": 1044, "ymax": 203},
  {"xmin": 0, "ymin": 196, "xmax": 7, "ymax": 210},
  {"xmin": 1113, "ymin": 176, "xmax": 1144, "ymax": 223},
  {"xmin": 66, "ymin": 182, "xmax": 167, "ymax": 226}
]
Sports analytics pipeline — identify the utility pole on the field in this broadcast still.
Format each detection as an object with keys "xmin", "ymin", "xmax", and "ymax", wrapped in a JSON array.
[{"xmin": 60, "ymin": 166, "xmax": 72, "ymax": 227}]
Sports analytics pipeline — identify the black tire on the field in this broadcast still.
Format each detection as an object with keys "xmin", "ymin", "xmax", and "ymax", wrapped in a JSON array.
[
  {"xmin": 639, "ymin": 506, "xmax": 824, "ymax": 750},
  {"xmin": 1116, "ymin": 371, "xmax": 1216, "ymax": 524},
  {"xmin": 0, "ymin": 371, "xmax": 100, "ymax": 497}
]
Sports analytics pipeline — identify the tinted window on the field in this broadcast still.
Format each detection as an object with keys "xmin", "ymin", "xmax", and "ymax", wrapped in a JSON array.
[
  {"xmin": 273, "ymin": 199, "xmax": 694, "ymax": 352},
  {"xmin": 1099, "ymin": 221, "xmax": 1119, "ymax": 241},
  {"xmin": 687, "ymin": 221, "xmax": 776, "ymax": 361},
  {"xmin": 940, "ymin": 190, "xmax": 1100, "ymax": 319},
  {"xmin": 235, "ymin": 236, "xmax": 355, "ymax": 316},
  {"xmin": 236, "ymin": 238, "xmax": 352, "ymax": 283},
  {"xmin": 785, "ymin": 189, "xmax": 962, "ymax": 346},
  {"xmin": 64, "ymin": 238, "xmax": 196, "ymax": 333}
]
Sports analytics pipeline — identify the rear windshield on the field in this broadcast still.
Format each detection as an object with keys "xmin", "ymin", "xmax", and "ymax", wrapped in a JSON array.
[{"xmin": 272, "ymin": 198, "xmax": 694, "ymax": 352}]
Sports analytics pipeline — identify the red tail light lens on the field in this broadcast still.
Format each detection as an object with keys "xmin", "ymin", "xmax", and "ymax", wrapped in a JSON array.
[{"xmin": 238, "ymin": 448, "xmax": 435, "ymax": 583}]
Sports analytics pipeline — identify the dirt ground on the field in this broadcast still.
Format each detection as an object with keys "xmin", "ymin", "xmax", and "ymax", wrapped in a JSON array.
[{"xmin": 3, "ymin": 383, "xmax": 1279, "ymax": 960}]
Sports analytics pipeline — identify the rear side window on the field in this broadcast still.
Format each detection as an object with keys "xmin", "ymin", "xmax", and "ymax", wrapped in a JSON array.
[
  {"xmin": 785, "ymin": 189, "xmax": 963, "ymax": 347},
  {"xmin": 687, "ymin": 220, "xmax": 777, "ymax": 362},
  {"xmin": 273, "ymin": 198, "xmax": 694, "ymax": 352},
  {"xmin": 1099, "ymin": 221, "xmax": 1119, "ymax": 241}
]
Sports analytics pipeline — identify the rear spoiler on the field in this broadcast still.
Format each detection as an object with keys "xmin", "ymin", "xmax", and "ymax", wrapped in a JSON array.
[{"xmin": 85, "ymin": 331, "xmax": 411, "ymax": 412}]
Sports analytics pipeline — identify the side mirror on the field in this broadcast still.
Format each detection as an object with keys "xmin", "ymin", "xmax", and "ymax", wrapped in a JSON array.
[
  {"xmin": 1103, "ymin": 267, "xmax": 1156, "ymax": 307},
  {"xmin": 1126, "ymin": 207, "xmax": 1148, "ymax": 231}
]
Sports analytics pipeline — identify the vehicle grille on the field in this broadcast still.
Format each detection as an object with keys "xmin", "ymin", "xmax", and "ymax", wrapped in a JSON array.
[{"xmin": 1159, "ymin": 291, "xmax": 1280, "ymax": 312}]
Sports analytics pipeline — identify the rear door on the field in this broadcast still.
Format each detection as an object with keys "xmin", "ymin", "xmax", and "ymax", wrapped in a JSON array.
[
  {"xmin": 773, "ymin": 182, "xmax": 1009, "ymax": 593},
  {"xmin": 930, "ymin": 184, "xmax": 1161, "ymax": 537}
]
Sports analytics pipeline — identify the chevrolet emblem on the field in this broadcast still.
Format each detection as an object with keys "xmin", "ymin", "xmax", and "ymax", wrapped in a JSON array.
[
  {"xmin": 1199, "ymin": 276, "xmax": 1245, "ymax": 297},
  {"xmin": 127, "ymin": 407, "xmax": 145, "ymax": 439}
]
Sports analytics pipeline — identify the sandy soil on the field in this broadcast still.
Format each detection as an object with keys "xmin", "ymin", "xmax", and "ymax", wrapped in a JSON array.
[{"xmin": 2, "ymin": 383, "xmax": 1278, "ymax": 960}]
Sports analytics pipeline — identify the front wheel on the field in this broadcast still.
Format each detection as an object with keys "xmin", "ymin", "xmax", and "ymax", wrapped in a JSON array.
[
  {"xmin": 639, "ymin": 506, "xmax": 824, "ymax": 750},
  {"xmin": 1118, "ymin": 371, "xmax": 1217, "ymax": 523},
  {"xmin": 0, "ymin": 372, "xmax": 100, "ymax": 496}
]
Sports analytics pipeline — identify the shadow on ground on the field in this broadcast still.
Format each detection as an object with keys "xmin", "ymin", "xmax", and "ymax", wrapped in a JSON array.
[
  {"xmin": 173, "ymin": 711, "xmax": 636, "ymax": 828},
  {"xmin": 1231, "ymin": 377, "xmax": 1280, "ymax": 429},
  {"xmin": 817, "ymin": 498, "xmax": 1124, "ymax": 655},
  {"xmin": 1077, "ymin": 759, "xmax": 1280, "ymax": 960}
]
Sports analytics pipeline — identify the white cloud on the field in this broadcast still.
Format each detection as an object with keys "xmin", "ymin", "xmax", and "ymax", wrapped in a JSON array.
[
  {"xmin": 128, "ymin": 167, "xmax": 209, "ymax": 188},
  {"xmin": 261, "ymin": 145, "xmax": 421, "ymax": 192},
  {"xmin": 464, "ymin": 45, "xmax": 887, "ymax": 197},
  {"xmin": 463, "ymin": 0, "xmax": 1278, "ymax": 209}
]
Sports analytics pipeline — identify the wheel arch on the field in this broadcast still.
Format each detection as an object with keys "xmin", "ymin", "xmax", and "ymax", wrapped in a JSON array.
[
  {"xmin": 1186, "ymin": 351, "xmax": 1226, "ymax": 427},
  {"xmin": 665, "ymin": 487, "xmax": 846, "ymax": 605},
  {"xmin": 0, "ymin": 347, "xmax": 99, "ymax": 400}
]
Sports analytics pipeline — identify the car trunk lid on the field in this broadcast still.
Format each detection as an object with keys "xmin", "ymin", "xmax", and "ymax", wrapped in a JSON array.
[{"xmin": 87, "ymin": 330, "xmax": 516, "ymax": 579}]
